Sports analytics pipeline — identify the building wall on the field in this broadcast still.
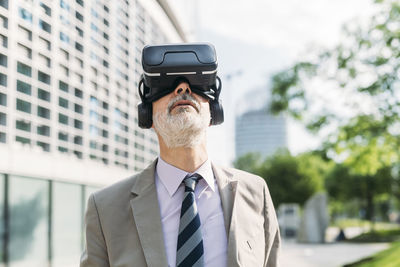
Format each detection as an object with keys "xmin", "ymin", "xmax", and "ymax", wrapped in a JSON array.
[
  {"xmin": 235, "ymin": 108, "xmax": 287, "ymax": 158},
  {"xmin": 0, "ymin": 0, "xmax": 189, "ymax": 266}
]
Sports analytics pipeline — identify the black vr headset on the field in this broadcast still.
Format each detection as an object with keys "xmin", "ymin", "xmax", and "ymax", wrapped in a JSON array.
[{"xmin": 137, "ymin": 43, "xmax": 224, "ymax": 129}]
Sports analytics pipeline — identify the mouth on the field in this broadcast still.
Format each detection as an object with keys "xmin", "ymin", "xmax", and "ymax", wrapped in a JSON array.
[{"xmin": 170, "ymin": 100, "xmax": 198, "ymax": 112}]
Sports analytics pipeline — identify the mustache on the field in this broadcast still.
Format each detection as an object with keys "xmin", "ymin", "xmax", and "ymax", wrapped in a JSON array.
[{"xmin": 167, "ymin": 94, "xmax": 200, "ymax": 113}]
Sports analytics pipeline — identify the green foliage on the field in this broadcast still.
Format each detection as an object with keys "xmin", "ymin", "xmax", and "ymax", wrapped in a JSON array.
[
  {"xmin": 268, "ymin": 0, "xmax": 400, "ymax": 221},
  {"xmin": 233, "ymin": 150, "xmax": 330, "ymax": 207},
  {"xmin": 232, "ymin": 152, "xmax": 262, "ymax": 173},
  {"xmin": 325, "ymin": 164, "xmax": 392, "ymax": 220},
  {"xmin": 348, "ymin": 229, "xmax": 400, "ymax": 243},
  {"xmin": 269, "ymin": 0, "xmax": 400, "ymax": 165},
  {"xmin": 344, "ymin": 240, "xmax": 400, "ymax": 267}
]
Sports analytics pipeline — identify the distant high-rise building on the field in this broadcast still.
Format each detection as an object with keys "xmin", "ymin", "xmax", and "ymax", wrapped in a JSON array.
[
  {"xmin": 0, "ymin": 0, "xmax": 189, "ymax": 265},
  {"xmin": 235, "ymin": 107, "xmax": 287, "ymax": 158}
]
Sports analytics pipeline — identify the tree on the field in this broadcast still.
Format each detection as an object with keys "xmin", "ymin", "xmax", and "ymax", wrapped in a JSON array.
[
  {"xmin": 268, "ymin": 0, "xmax": 400, "ymax": 218},
  {"xmin": 234, "ymin": 150, "xmax": 329, "ymax": 207},
  {"xmin": 325, "ymin": 164, "xmax": 392, "ymax": 221}
]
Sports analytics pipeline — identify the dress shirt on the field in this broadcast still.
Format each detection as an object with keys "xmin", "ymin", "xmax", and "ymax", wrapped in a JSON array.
[{"xmin": 155, "ymin": 157, "xmax": 228, "ymax": 267}]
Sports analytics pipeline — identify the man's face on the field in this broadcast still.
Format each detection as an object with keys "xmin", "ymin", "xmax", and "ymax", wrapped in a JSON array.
[
  {"xmin": 152, "ymin": 82, "xmax": 209, "ymax": 118},
  {"xmin": 152, "ymin": 82, "xmax": 211, "ymax": 148}
]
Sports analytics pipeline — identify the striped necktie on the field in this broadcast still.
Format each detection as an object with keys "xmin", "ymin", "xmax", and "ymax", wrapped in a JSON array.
[{"xmin": 176, "ymin": 173, "xmax": 204, "ymax": 267}]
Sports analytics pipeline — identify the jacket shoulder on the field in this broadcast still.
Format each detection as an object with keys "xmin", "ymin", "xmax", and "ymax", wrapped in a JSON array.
[
  {"xmin": 91, "ymin": 174, "xmax": 139, "ymax": 205},
  {"xmin": 217, "ymin": 165, "xmax": 267, "ymax": 186}
]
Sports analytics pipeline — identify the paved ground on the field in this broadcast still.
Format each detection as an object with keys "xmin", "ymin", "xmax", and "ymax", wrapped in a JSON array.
[{"xmin": 280, "ymin": 240, "xmax": 389, "ymax": 267}]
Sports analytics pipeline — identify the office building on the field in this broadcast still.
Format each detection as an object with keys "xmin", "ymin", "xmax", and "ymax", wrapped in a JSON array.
[
  {"xmin": 0, "ymin": 0, "xmax": 188, "ymax": 266},
  {"xmin": 235, "ymin": 107, "xmax": 287, "ymax": 159}
]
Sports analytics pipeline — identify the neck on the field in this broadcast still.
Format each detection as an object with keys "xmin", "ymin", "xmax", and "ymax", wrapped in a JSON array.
[{"xmin": 158, "ymin": 136, "xmax": 208, "ymax": 173}]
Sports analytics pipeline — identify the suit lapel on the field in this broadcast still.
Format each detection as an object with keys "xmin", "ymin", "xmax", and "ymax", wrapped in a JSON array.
[
  {"xmin": 130, "ymin": 160, "xmax": 168, "ymax": 267},
  {"xmin": 212, "ymin": 163, "xmax": 240, "ymax": 267}
]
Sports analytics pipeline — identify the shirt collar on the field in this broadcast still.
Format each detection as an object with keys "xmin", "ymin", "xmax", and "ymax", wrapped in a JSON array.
[{"xmin": 156, "ymin": 156, "xmax": 215, "ymax": 197}]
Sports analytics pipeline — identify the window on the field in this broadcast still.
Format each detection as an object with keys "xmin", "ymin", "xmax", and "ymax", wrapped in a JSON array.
[
  {"xmin": 74, "ymin": 88, "xmax": 83, "ymax": 98},
  {"xmin": 39, "ymin": 37, "xmax": 50, "ymax": 50},
  {"xmin": 17, "ymin": 62, "xmax": 32, "ymax": 77},
  {"xmin": 58, "ymin": 113, "xmax": 68, "ymax": 125},
  {"xmin": 0, "ymin": 92, "xmax": 6, "ymax": 106},
  {"xmin": 76, "ymin": 0, "xmax": 83, "ymax": 7},
  {"xmin": 75, "ymin": 73, "xmax": 83, "ymax": 84},
  {"xmin": 60, "ymin": 14, "xmax": 70, "ymax": 26},
  {"xmin": 0, "ymin": 53, "xmax": 7, "ymax": 66},
  {"xmin": 0, "ymin": 15, "xmax": 8, "ymax": 28},
  {"xmin": 0, "ymin": 132, "xmax": 5, "ymax": 143},
  {"xmin": 103, "ymin": 32, "xmax": 109, "ymax": 40},
  {"xmin": 60, "ymin": 64, "xmax": 69, "ymax": 76},
  {"xmin": 18, "ymin": 43, "xmax": 32, "ymax": 59},
  {"xmin": 38, "ymin": 54, "xmax": 51, "ymax": 67},
  {"xmin": 58, "ymin": 146, "xmax": 68, "ymax": 153},
  {"xmin": 40, "ymin": 2, "xmax": 51, "ymax": 16},
  {"xmin": 37, "ymin": 125, "xmax": 50, "ymax": 136},
  {"xmin": 74, "ymin": 136, "xmax": 82, "ymax": 145},
  {"xmin": 74, "ymin": 119, "xmax": 82, "ymax": 129},
  {"xmin": 16, "ymin": 99, "xmax": 31, "ymax": 113},
  {"xmin": 15, "ymin": 136, "xmax": 30, "ymax": 144},
  {"xmin": 58, "ymin": 97, "xmax": 68, "ymax": 108},
  {"xmin": 74, "ymin": 104, "xmax": 83, "ymax": 114},
  {"xmin": 60, "ymin": 0, "xmax": 70, "ymax": 11},
  {"xmin": 89, "ymin": 140, "xmax": 97, "ymax": 149},
  {"xmin": 0, "ymin": 112, "xmax": 6, "ymax": 125},
  {"xmin": 75, "ymin": 42, "xmax": 83, "ymax": 52},
  {"xmin": 75, "ymin": 26, "xmax": 83, "ymax": 37},
  {"xmin": 90, "ymin": 96, "xmax": 98, "ymax": 107},
  {"xmin": 0, "ymin": 73, "xmax": 6, "ymax": 86},
  {"xmin": 52, "ymin": 182, "xmax": 82, "ymax": 267},
  {"xmin": 37, "ymin": 106, "xmax": 50, "ymax": 119},
  {"xmin": 37, "ymin": 141, "xmax": 50, "ymax": 151},
  {"xmin": 75, "ymin": 11, "xmax": 83, "ymax": 22},
  {"xmin": 9, "ymin": 176, "xmax": 49, "ymax": 263},
  {"xmin": 39, "ymin": 20, "xmax": 51, "ymax": 33},
  {"xmin": 38, "ymin": 89, "xmax": 50, "ymax": 101},
  {"xmin": 16, "ymin": 80, "xmax": 31, "ymax": 95},
  {"xmin": 19, "ymin": 7, "xmax": 32, "ymax": 23},
  {"xmin": 59, "ymin": 81, "xmax": 68, "ymax": 92},
  {"xmin": 73, "ymin": 150, "xmax": 82, "ymax": 158},
  {"xmin": 0, "ymin": 34, "xmax": 7, "ymax": 47},
  {"xmin": 16, "ymin": 120, "xmax": 30, "ymax": 132},
  {"xmin": 18, "ymin": 26, "xmax": 32, "ymax": 41},
  {"xmin": 60, "ymin": 48, "xmax": 69, "ymax": 60},
  {"xmin": 38, "ymin": 71, "xmax": 51, "ymax": 84},
  {"xmin": 60, "ymin": 32, "xmax": 70, "ymax": 44},
  {"xmin": 58, "ymin": 132, "xmax": 68, "ymax": 141},
  {"xmin": 75, "ymin": 57, "xmax": 83, "ymax": 68},
  {"xmin": 0, "ymin": 0, "xmax": 8, "ymax": 9}
]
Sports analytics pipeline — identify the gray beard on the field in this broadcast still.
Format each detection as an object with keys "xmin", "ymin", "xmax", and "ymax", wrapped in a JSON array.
[{"xmin": 153, "ymin": 96, "xmax": 210, "ymax": 148}]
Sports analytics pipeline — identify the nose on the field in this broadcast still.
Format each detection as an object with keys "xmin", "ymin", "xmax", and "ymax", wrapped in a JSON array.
[{"xmin": 174, "ymin": 82, "xmax": 192, "ymax": 96}]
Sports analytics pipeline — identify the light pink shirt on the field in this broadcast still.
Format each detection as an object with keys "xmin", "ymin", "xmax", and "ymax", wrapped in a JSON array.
[{"xmin": 155, "ymin": 157, "xmax": 228, "ymax": 267}]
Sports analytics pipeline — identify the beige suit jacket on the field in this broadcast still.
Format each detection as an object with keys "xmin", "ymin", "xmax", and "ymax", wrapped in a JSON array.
[{"xmin": 80, "ymin": 160, "xmax": 280, "ymax": 267}]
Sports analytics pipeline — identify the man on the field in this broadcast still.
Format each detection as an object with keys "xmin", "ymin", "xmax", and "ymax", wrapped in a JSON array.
[{"xmin": 81, "ymin": 44, "xmax": 280, "ymax": 267}]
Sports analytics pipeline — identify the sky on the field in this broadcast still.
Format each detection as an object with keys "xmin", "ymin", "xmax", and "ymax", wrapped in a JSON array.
[{"xmin": 168, "ymin": 0, "xmax": 378, "ymax": 166}]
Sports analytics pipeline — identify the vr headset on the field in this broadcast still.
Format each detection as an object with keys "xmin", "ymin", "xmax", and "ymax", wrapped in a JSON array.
[{"xmin": 137, "ymin": 43, "xmax": 224, "ymax": 129}]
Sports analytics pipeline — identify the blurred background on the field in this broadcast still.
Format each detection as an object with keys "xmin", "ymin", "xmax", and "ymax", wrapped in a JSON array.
[{"xmin": 0, "ymin": 0, "xmax": 399, "ymax": 266}]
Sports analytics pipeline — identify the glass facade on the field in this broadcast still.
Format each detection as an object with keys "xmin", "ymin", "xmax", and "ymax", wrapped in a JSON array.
[
  {"xmin": 0, "ymin": 174, "xmax": 98, "ymax": 267},
  {"xmin": 52, "ymin": 183, "xmax": 81, "ymax": 267},
  {"xmin": 9, "ymin": 176, "xmax": 48, "ymax": 267}
]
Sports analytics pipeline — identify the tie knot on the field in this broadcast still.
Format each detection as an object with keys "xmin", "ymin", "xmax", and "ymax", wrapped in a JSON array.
[{"xmin": 183, "ymin": 173, "xmax": 202, "ymax": 192}]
